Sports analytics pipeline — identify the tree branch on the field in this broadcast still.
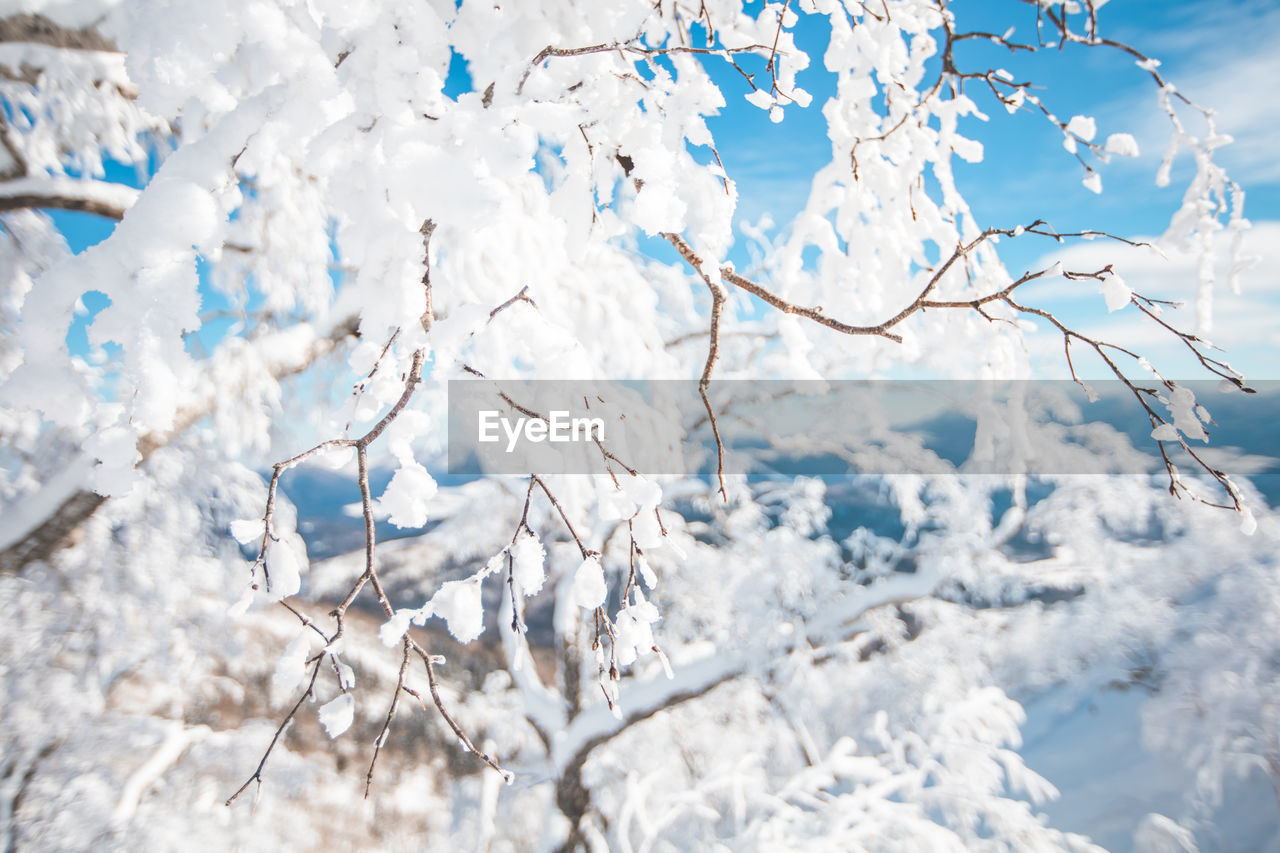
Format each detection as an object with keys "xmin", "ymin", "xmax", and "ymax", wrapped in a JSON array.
[
  {"xmin": 0, "ymin": 14, "xmax": 117, "ymax": 52},
  {"xmin": 519, "ymin": 40, "xmax": 773, "ymax": 95},
  {"xmin": 0, "ymin": 176, "xmax": 140, "ymax": 219},
  {"xmin": 0, "ymin": 315, "xmax": 360, "ymax": 575}
]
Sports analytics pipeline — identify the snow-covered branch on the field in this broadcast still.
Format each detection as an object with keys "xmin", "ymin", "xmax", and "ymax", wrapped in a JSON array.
[
  {"xmin": 555, "ymin": 566, "xmax": 945, "ymax": 773},
  {"xmin": 0, "ymin": 175, "xmax": 138, "ymax": 219},
  {"xmin": 0, "ymin": 314, "xmax": 359, "ymax": 574},
  {"xmin": 1, "ymin": 1, "xmax": 1269, "ymax": 849}
]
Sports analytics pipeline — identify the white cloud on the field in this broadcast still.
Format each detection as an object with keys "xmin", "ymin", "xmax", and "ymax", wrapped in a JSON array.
[
  {"xmin": 1017, "ymin": 221, "xmax": 1280, "ymax": 380},
  {"xmin": 1158, "ymin": 52, "xmax": 1280, "ymax": 186},
  {"xmin": 1103, "ymin": 0, "xmax": 1280, "ymax": 186}
]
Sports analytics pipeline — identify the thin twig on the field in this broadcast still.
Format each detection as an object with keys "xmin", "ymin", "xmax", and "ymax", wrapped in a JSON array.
[
  {"xmin": 226, "ymin": 654, "xmax": 325, "ymax": 807},
  {"xmin": 519, "ymin": 40, "xmax": 773, "ymax": 94},
  {"xmin": 412, "ymin": 645, "xmax": 511, "ymax": 780},
  {"xmin": 365, "ymin": 638, "xmax": 411, "ymax": 798}
]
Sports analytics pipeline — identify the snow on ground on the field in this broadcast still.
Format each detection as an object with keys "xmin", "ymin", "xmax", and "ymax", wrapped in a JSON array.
[{"xmin": 1023, "ymin": 681, "xmax": 1280, "ymax": 852}]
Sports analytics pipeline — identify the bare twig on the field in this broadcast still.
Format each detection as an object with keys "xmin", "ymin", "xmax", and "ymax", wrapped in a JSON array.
[
  {"xmin": 532, "ymin": 475, "xmax": 591, "ymax": 560},
  {"xmin": 664, "ymin": 220, "xmax": 1247, "ymax": 509},
  {"xmin": 226, "ymin": 654, "xmax": 325, "ymax": 807},
  {"xmin": 365, "ymin": 638, "xmax": 411, "ymax": 798},
  {"xmin": 0, "ymin": 178, "xmax": 137, "ymax": 219},
  {"xmin": 1, "ymin": 315, "xmax": 360, "ymax": 576},
  {"xmin": 230, "ymin": 220, "xmax": 511, "ymax": 804},
  {"xmin": 411, "ymin": 645, "xmax": 510, "ymax": 780},
  {"xmin": 519, "ymin": 40, "xmax": 773, "ymax": 94}
]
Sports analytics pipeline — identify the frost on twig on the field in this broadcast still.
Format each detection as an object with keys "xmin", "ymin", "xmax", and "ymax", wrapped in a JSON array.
[{"xmin": 227, "ymin": 223, "xmax": 512, "ymax": 803}]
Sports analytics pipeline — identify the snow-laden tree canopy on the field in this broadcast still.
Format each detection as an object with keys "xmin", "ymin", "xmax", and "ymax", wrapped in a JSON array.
[{"xmin": 1, "ymin": 1, "xmax": 1275, "ymax": 851}]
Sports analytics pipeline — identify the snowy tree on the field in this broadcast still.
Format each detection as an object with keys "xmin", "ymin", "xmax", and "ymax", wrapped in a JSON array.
[{"xmin": 0, "ymin": 1, "xmax": 1273, "ymax": 851}]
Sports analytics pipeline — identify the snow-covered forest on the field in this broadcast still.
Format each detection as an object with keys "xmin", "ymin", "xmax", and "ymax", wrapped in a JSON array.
[{"xmin": 1, "ymin": 0, "xmax": 1277, "ymax": 850}]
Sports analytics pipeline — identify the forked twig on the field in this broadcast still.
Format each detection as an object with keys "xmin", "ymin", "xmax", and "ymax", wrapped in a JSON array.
[
  {"xmin": 229, "ymin": 220, "xmax": 510, "ymax": 806},
  {"xmin": 663, "ymin": 222, "xmax": 1250, "ymax": 511}
]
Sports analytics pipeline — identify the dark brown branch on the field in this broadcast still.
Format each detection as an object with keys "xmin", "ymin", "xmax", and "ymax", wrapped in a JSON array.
[
  {"xmin": 519, "ymin": 40, "xmax": 773, "ymax": 94},
  {"xmin": 665, "ymin": 219, "xmax": 1247, "ymax": 511},
  {"xmin": 851, "ymin": 112, "xmax": 912, "ymax": 182},
  {"xmin": 278, "ymin": 600, "xmax": 330, "ymax": 645},
  {"xmin": 0, "ymin": 113, "xmax": 27, "ymax": 181},
  {"xmin": 231, "ymin": 219, "xmax": 511, "ymax": 804},
  {"xmin": 0, "ymin": 315, "xmax": 360, "ymax": 576},
  {"xmin": 356, "ymin": 443, "xmax": 394, "ymax": 615},
  {"xmin": 225, "ymin": 653, "xmax": 325, "ymax": 808},
  {"xmin": 532, "ymin": 475, "xmax": 591, "ymax": 560},
  {"xmin": 686, "ymin": 245, "xmax": 729, "ymax": 501},
  {"xmin": 765, "ymin": 0, "xmax": 791, "ymax": 83},
  {"xmin": 409, "ymin": 644, "xmax": 510, "ymax": 780},
  {"xmin": 365, "ymin": 638, "xmax": 411, "ymax": 798},
  {"xmin": 664, "ymin": 222, "xmax": 1144, "ymax": 345},
  {"xmin": 663, "ymin": 232, "xmax": 903, "ymax": 343},
  {"xmin": 506, "ymin": 480, "xmax": 538, "ymax": 632},
  {"xmin": 0, "ymin": 489, "xmax": 107, "ymax": 578},
  {"xmin": 489, "ymin": 285, "xmax": 536, "ymax": 319},
  {"xmin": 343, "ymin": 329, "xmax": 400, "ymax": 433},
  {"xmin": 1000, "ymin": 291, "xmax": 1246, "ymax": 511},
  {"xmin": 0, "ymin": 14, "xmax": 116, "ymax": 51},
  {"xmin": 0, "ymin": 188, "xmax": 130, "ymax": 219}
]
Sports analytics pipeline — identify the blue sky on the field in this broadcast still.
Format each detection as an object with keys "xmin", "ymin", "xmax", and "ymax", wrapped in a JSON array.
[
  {"xmin": 58, "ymin": 0, "xmax": 1278, "ymax": 380},
  {"xmin": 708, "ymin": 0, "xmax": 1279, "ymax": 252},
  {"xmin": 699, "ymin": 0, "xmax": 1279, "ymax": 379}
]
